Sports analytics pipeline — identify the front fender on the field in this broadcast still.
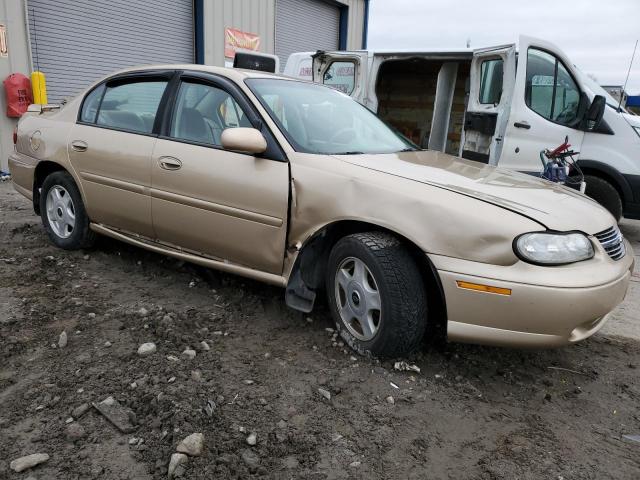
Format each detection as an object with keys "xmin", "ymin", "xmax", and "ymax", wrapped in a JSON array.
[{"xmin": 287, "ymin": 153, "xmax": 542, "ymax": 267}]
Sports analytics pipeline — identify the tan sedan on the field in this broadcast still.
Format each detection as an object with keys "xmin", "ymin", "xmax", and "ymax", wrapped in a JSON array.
[{"xmin": 9, "ymin": 65, "xmax": 634, "ymax": 357}]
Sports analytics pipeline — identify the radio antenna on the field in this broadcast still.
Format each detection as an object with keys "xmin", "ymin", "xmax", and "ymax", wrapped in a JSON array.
[
  {"xmin": 619, "ymin": 39, "xmax": 638, "ymax": 112},
  {"xmin": 30, "ymin": 7, "xmax": 40, "ymax": 71}
]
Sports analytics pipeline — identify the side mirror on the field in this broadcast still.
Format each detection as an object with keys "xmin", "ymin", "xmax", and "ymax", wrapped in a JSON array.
[
  {"xmin": 220, "ymin": 127, "xmax": 267, "ymax": 154},
  {"xmin": 585, "ymin": 95, "xmax": 606, "ymax": 130}
]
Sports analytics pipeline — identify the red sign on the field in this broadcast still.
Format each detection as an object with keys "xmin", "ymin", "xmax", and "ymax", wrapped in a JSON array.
[{"xmin": 224, "ymin": 28, "xmax": 260, "ymax": 58}]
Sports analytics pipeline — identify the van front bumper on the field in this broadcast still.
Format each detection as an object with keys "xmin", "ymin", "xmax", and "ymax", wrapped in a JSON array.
[{"xmin": 430, "ymin": 243, "xmax": 634, "ymax": 348}]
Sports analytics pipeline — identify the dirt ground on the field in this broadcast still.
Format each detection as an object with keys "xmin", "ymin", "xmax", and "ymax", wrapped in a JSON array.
[{"xmin": 1, "ymin": 179, "xmax": 639, "ymax": 480}]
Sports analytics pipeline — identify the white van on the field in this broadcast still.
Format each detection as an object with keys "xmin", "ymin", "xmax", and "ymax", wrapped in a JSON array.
[{"xmin": 284, "ymin": 36, "xmax": 640, "ymax": 221}]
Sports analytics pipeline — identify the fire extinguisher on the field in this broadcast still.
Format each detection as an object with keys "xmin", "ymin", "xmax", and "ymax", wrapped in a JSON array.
[{"xmin": 3, "ymin": 73, "xmax": 33, "ymax": 117}]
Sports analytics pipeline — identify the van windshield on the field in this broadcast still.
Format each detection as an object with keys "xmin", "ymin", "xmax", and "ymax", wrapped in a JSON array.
[{"xmin": 246, "ymin": 78, "xmax": 417, "ymax": 155}]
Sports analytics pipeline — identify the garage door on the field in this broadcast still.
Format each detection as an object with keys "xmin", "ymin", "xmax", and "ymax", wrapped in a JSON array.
[
  {"xmin": 276, "ymin": 0, "xmax": 339, "ymax": 71},
  {"xmin": 27, "ymin": 0, "xmax": 193, "ymax": 103}
]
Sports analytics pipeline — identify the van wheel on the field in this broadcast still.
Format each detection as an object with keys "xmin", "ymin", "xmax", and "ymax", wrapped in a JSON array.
[
  {"xmin": 40, "ymin": 171, "xmax": 96, "ymax": 250},
  {"xmin": 583, "ymin": 175, "xmax": 622, "ymax": 221},
  {"xmin": 326, "ymin": 232, "xmax": 427, "ymax": 358}
]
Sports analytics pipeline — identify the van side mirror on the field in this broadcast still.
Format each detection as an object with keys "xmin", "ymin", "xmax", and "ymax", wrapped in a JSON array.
[
  {"xmin": 221, "ymin": 128, "xmax": 267, "ymax": 154},
  {"xmin": 585, "ymin": 95, "xmax": 606, "ymax": 131}
]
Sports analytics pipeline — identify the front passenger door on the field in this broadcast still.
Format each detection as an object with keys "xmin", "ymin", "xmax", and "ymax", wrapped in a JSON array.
[{"xmin": 150, "ymin": 76, "xmax": 290, "ymax": 274}]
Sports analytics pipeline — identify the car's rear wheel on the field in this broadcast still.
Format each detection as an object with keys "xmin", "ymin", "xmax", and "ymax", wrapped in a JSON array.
[
  {"xmin": 40, "ymin": 171, "xmax": 95, "ymax": 249},
  {"xmin": 326, "ymin": 232, "xmax": 427, "ymax": 357},
  {"xmin": 583, "ymin": 175, "xmax": 623, "ymax": 221}
]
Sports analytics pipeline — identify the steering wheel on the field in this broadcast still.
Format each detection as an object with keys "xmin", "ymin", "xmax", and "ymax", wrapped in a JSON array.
[{"xmin": 329, "ymin": 127, "xmax": 357, "ymax": 144}]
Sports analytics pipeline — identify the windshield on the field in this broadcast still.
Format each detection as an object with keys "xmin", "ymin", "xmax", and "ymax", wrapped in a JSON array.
[
  {"xmin": 573, "ymin": 66, "xmax": 627, "ymax": 112},
  {"xmin": 246, "ymin": 78, "xmax": 417, "ymax": 154}
]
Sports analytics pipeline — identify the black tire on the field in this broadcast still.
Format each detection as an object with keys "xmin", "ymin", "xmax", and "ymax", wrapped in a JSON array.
[
  {"xmin": 39, "ymin": 171, "xmax": 96, "ymax": 250},
  {"xmin": 583, "ymin": 175, "xmax": 623, "ymax": 221},
  {"xmin": 326, "ymin": 232, "xmax": 427, "ymax": 357}
]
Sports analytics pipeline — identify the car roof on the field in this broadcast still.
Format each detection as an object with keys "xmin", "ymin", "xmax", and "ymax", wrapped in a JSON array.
[{"xmin": 105, "ymin": 64, "xmax": 295, "ymax": 82}]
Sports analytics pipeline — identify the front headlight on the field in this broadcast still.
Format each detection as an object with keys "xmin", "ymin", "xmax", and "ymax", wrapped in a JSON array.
[{"xmin": 515, "ymin": 232, "xmax": 594, "ymax": 265}]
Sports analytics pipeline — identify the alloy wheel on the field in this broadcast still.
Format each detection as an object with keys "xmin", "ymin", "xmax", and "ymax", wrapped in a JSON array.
[
  {"xmin": 334, "ymin": 256, "xmax": 382, "ymax": 341},
  {"xmin": 46, "ymin": 185, "xmax": 75, "ymax": 239}
]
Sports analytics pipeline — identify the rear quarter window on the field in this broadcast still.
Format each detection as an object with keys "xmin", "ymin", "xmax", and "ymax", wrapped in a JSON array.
[{"xmin": 80, "ymin": 84, "xmax": 105, "ymax": 123}]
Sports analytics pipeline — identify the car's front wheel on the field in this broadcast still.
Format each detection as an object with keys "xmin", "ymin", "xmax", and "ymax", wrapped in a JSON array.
[
  {"xmin": 40, "ymin": 171, "xmax": 95, "ymax": 250},
  {"xmin": 326, "ymin": 232, "xmax": 427, "ymax": 357}
]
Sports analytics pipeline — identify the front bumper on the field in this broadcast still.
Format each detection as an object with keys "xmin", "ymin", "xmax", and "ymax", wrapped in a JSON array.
[{"xmin": 431, "ymin": 240, "xmax": 634, "ymax": 348}]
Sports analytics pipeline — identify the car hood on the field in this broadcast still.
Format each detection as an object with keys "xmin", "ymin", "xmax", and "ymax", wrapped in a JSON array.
[{"xmin": 336, "ymin": 150, "xmax": 614, "ymax": 234}]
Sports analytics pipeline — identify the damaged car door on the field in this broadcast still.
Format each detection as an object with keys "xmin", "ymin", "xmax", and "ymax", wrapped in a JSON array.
[{"xmin": 150, "ymin": 73, "xmax": 290, "ymax": 274}]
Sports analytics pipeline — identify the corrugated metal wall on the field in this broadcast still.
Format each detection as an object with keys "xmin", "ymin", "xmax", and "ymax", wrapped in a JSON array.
[
  {"xmin": 202, "ymin": 0, "xmax": 366, "ymax": 68},
  {"xmin": 202, "ymin": 0, "xmax": 276, "ymax": 67},
  {"xmin": 275, "ymin": 0, "xmax": 339, "ymax": 70},
  {"xmin": 27, "ymin": 0, "xmax": 194, "ymax": 103},
  {"xmin": 0, "ymin": 1, "xmax": 31, "ymax": 172}
]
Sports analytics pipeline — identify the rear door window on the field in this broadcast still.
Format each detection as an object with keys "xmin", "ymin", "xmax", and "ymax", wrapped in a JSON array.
[
  {"xmin": 479, "ymin": 58, "xmax": 503, "ymax": 104},
  {"xmin": 323, "ymin": 61, "xmax": 356, "ymax": 95},
  {"xmin": 96, "ymin": 80, "xmax": 168, "ymax": 134}
]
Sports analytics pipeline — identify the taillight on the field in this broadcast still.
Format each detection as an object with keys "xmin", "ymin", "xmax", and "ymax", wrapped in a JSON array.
[{"xmin": 13, "ymin": 126, "xmax": 18, "ymax": 145}]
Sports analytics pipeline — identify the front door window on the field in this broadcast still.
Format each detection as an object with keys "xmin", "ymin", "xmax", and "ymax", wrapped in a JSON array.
[
  {"xmin": 525, "ymin": 48, "xmax": 581, "ymax": 126},
  {"xmin": 169, "ymin": 81, "xmax": 251, "ymax": 146}
]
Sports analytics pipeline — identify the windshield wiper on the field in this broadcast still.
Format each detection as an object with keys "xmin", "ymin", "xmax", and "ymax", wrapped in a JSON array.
[
  {"xmin": 398, "ymin": 147, "xmax": 420, "ymax": 152},
  {"xmin": 333, "ymin": 151, "xmax": 364, "ymax": 155}
]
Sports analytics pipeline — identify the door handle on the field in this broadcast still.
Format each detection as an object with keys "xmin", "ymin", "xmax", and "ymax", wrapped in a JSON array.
[
  {"xmin": 158, "ymin": 156, "xmax": 182, "ymax": 171},
  {"xmin": 70, "ymin": 140, "xmax": 88, "ymax": 152},
  {"xmin": 513, "ymin": 121, "xmax": 531, "ymax": 129}
]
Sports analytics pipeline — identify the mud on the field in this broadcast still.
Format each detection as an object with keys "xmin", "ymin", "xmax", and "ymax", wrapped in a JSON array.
[{"xmin": 1, "ymin": 181, "xmax": 639, "ymax": 479}]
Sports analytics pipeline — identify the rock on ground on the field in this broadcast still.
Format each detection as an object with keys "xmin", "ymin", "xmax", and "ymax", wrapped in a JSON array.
[
  {"xmin": 71, "ymin": 403, "xmax": 90, "ymax": 418},
  {"xmin": 176, "ymin": 432, "xmax": 204, "ymax": 457},
  {"xmin": 182, "ymin": 348, "xmax": 196, "ymax": 360},
  {"xmin": 10, "ymin": 453, "xmax": 50, "ymax": 472},
  {"xmin": 58, "ymin": 330, "xmax": 68, "ymax": 348},
  {"xmin": 241, "ymin": 449, "xmax": 260, "ymax": 468},
  {"xmin": 65, "ymin": 422, "xmax": 86, "ymax": 442},
  {"xmin": 137, "ymin": 342, "xmax": 157, "ymax": 356},
  {"xmin": 168, "ymin": 452, "xmax": 188, "ymax": 478}
]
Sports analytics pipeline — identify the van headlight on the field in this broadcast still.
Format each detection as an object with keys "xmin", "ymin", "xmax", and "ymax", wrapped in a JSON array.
[{"xmin": 515, "ymin": 232, "xmax": 594, "ymax": 265}]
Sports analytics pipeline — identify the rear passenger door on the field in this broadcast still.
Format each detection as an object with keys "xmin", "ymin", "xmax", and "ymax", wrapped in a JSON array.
[
  {"xmin": 69, "ymin": 72, "xmax": 172, "ymax": 237},
  {"xmin": 150, "ymin": 73, "xmax": 290, "ymax": 274}
]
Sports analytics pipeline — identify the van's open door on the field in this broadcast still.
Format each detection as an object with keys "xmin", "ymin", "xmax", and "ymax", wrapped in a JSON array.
[
  {"xmin": 312, "ymin": 51, "xmax": 368, "ymax": 105},
  {"xmin": 462, "ymin": 44, "xmax": 516, "ymax": 165}
]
